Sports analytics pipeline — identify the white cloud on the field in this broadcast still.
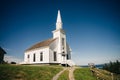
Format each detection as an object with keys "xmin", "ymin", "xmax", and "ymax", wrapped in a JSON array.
[{"xmin": 4, "ymin": 55, "xmax": 23, "ymax": 64}]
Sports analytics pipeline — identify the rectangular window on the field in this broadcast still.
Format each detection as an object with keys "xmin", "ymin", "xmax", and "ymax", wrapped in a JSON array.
[
  {"xmin": 62, "ymin": 38, "xmax": 64, "ymax": 46},
  {"xmin": 27, "ymin": 54, "xmax": 30, "ymax": 62},
  {"xmin": 53, "ymin": 52, "xmax": 57, "ymax": 61},
  {"xmin": 27, "ymin": 55, "xmax": 29, "ymax": 58},
  {"xmin": 40, "ymin": 52, "xmax": 43, "ymax": 61},
  {"xmin": 62, "ymin": 38, "xmax": 65, "ymax": 50},
  {"xmin": 67, "ymin": 54, "xmax": 69, "ymax": 60},
  {"xmin": 33, "ymin": 53, "xmax": 35, "ymax": 62}
]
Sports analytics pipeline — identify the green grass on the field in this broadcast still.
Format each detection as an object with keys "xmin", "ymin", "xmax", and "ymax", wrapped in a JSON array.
[
  {"xmin": 0, "ymin": 64, "xmax": 63, "ymax": 80},
  {"xmin": 58, "ymin": 70, "xmax": 69, "ymax": 80},
  {"xmin": 74, "ymin": 68, "xmax": 96, "ymax": 80}
]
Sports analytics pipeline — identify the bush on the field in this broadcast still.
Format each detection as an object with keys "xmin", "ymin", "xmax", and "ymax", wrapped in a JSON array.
[{"xmin": 11, "ymin": 62, "xmax": 16, "ymax": 64}]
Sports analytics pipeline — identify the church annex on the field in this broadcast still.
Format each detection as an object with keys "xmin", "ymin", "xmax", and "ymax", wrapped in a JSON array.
[{"xmin": 22, "ymin": 10, "xmax": 74, "ymax": 66}]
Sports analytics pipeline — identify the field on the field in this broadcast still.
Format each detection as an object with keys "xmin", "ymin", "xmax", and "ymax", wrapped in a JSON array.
[
  {"xmin": 74, "ymin": 67, "xmax": 120, "ymax": 80},
  {"xmin": 58, "ymin": 69, "xmax": 69, "ymax": 80},
  {"xmin": 0, "ymin": 64, "xmax": 63, "ymax": 80},
  {"xmin": 74, "ymin": 68, "xmax": 96, "ymax": 80},
  {"xmin": 1, "ymin": 65, "xmax": 119, "ymax": 80}
]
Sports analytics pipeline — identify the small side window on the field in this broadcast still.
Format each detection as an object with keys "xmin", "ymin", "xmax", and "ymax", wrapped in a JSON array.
[
  {"xmin": 53, "ymin": 52, "xmax": 57, "ymax": 61},
  {"xmin": 33, "ymin": 53, "xmax": 35, "ymax": 62},
  {"xmin": 40, "ymin": 52, "xmax": 43, "ymax": 61}
]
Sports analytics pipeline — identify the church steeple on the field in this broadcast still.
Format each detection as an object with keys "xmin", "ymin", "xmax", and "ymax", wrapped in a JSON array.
[
  {"xmin": 53, "ymin": 10, "xmax": 67, "ymax": 54},
  {"xmin": 56, "ymin": 10, "xmax": 62, "ymax": 30}
]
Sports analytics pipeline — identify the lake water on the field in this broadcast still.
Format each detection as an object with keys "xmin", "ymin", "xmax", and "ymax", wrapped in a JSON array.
[{"xmin": 80, "ymin": 64, "xmax": 103, "ymax": 69}]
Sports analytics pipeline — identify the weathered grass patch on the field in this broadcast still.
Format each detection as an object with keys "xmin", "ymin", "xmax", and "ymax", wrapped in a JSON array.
[
  {"xmin": 58, "ymin": 69, "xmax": 69, "ymax": 80},
  {"xmin": 74, "ymin": 68, "xmax": 96, "ymax": 80},
  {"xmin": 0, "ymin": 64, "xmax": 63, "ymax": 80}
]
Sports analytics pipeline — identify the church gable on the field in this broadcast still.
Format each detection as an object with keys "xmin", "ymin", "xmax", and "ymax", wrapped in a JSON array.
[{"xmin": 49, "ymin": 38, "xmax": 58, "ymax": 51}]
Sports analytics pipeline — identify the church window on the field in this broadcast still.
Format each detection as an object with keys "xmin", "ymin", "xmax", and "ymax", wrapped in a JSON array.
[
  {"xmin": 62, "ymin": 38, "xmax": 64, "ymax": 46},
  {"xmin": 53, "ymin": 52, "xmax": 57, "ymax": 61},
  {"xmin": 62, "ymin": 38, "xmax": 65, "ymax": 50},
  {"xmin": 27, "ymin": 55, "xmax": 29, "ymax": 58},
  {"xmin": 40, "ymin": 52, "xmax": 43, "ymax": 61},
  {"xmin": 33, "ymin": 53, "xmax": 35, "ymax": 62},
  {"xmin": 67, "ymin": 53, "xmax": 71, "ymax": 60},
  {"xmin": 67, "ymin": 54, "xmax": 69, "ymax": 60}
]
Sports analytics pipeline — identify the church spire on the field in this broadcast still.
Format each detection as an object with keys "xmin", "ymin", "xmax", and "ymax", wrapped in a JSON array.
[
  {"xmin": 56, "ymin": 10, "xmax": 62, "ymax": 30},
  {"xmin": 57, "ymin": 10, "xmax": 62, "ymax": 23}
]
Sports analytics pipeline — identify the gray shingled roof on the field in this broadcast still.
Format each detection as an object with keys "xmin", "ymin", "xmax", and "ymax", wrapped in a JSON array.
[{"xmin": 26, "ymin": 38, "xmax": 57, "ymax": 52}]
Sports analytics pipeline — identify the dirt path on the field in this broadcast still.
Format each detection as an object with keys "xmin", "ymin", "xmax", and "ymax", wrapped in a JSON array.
[
  {"xmin": 68, "ymin": 67, "xmax": 75, "ymax": 80},
  {"xmin": 52, "ymin": 68, "xmax": 67, "ymax": 80}
]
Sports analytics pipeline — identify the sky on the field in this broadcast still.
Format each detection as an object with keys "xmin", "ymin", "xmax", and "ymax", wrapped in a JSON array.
[{"xmin": 0, "ymin": 0, "xmax": 120, "ymax": 65}]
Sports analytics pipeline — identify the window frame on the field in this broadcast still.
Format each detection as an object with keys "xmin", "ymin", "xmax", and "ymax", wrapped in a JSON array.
[
  {"xmin": 33, "ymin": 53, "xmax": 35, "ymax": 62},
  {"xmin": 53, "ymin": 51, "xmax": 57, "ymax": 61},
  {"xmin": 40, "ymin": 52, "xmax": 43, "ymax": 61}
]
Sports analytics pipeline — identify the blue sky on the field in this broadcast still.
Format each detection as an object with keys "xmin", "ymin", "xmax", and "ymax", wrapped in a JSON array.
[{"xmin": 0, "ymin": 0, "xmax": 120, "ymax": 65}]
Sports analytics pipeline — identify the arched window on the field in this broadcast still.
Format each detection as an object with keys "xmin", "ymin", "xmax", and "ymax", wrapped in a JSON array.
[
  {"xmin": 33, "ymin": 53, "xmax": 35, "ymax": 62},
  {"xmin": 53, "ymin": 52, "xmax": 57, "ymax": 61},
  {"xmin": 40, "ymin": 52, "xmax": 43, "ymax": 61}
]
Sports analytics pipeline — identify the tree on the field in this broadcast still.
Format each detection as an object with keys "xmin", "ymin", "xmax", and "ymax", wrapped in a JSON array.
[{"xmin": 103, "ymin": 60, "xmax": 120, "ymax": 74}]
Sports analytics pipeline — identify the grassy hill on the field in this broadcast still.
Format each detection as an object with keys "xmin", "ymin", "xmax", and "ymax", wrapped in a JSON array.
[
  {"xmin": 74, "ymin": 68, "xmax": 96, "ymax": 80},
  {"xmin": 1, "ymin": 65, "xmax": 119, "ymax": 80},
  {"xmin": 0, "ymin": 64, "xmax": 63, "ymax": 80},
  {"xmin": 91, "ymin": 68, "xmax": 120, "ymax": 80}
]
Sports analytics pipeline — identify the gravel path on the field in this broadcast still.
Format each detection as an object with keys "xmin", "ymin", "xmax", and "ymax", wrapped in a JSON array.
[
  {"xmin": 52, "ymin": 68, "xmax": 67, "ymax": 80},
  {"xmin": 52, "ymin": 67, "xmax": 76, "ymax": 80},
  {"xmin": 69, "ymin": 67, "xmax": 75, "ymax": 80}
]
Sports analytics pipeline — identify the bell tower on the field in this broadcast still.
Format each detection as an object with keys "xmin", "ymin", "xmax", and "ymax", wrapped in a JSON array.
[{"xmin": 52, "ymin": 10, "xmax": 67, "ymax": 54}]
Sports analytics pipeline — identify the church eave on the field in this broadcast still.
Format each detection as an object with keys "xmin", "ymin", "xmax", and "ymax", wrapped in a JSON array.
[{"xmin": 25, "ymin": 46, "xmax": 49, "ymax": 52}]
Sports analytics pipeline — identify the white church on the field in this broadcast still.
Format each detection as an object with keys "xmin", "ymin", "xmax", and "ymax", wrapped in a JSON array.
[{"xmin": 21, "ymin": 10, "xmax": 75, "ymax": 66}]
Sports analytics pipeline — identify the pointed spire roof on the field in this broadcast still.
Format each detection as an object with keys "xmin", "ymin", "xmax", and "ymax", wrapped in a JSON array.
[
  {"xmin": 56, "ymin": 10, "xmax": 62, "ymax": 23},
  {"xmin": 56, "ymin": 10, "xmax": 62, "ymax": 30}
]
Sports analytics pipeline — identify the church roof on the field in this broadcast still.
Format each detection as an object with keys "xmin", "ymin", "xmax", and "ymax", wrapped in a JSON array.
[{"xmin": 26, "ymin": 38, "xmax": 57, "ymax": 52}]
